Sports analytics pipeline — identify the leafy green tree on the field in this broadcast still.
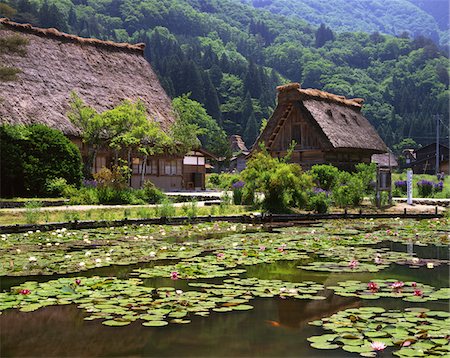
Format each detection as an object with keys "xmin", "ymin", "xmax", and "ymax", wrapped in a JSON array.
[
  {"xmin": 0, "ymin": 124, "xmax": 82, "ymax": 197},
  {"xmin": 172, "ymin": 94, "xmax": 229, "ymax": 157}
]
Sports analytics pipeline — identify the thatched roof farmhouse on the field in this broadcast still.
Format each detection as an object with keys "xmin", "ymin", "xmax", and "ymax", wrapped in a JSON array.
[
  {"xmin": 255, "ymin": 83, "xmax": 387, "ymax": 170},
  {"xmin": 0, "ymin": 18, "xmax": 175, "ymax": 135},
  {"xmin": 0, "ymin": 19, "xmax": 213, "ymax": 191}
]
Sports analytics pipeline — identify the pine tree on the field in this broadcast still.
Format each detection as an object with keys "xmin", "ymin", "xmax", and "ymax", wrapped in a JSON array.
[
  {"xmin": 68, "ymin": 6, "xmax": 78, "ymax": 32},
  {"xmin": 243, "ymin": 112, "xmax": 258, "ymax": 146},
  {"xmin": 244, "ymin": 61, "xmax": 262, "ymax": 98},
  {"xmin": 220, "ymin": 53, "xmax": 230, "ymax": 73},
  {"xmin": 241, "ymin": 91, "xmax": 254, "ymax": 128},
  {"xmin": 315, "ymin": 24, "xmax": 334, "ymax": 48},
  {"xmin": 202, "ymin": 71, "xmax": 222, "ymax": 126}
]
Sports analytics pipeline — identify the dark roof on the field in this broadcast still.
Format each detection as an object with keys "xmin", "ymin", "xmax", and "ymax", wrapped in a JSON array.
[
  {"xmin": 0, "ymin": 19, "xmax": 174, "ymax": 135},
  {"xmin": 255, "ymin": 83, "xmax": 387, "ymax": 153}
]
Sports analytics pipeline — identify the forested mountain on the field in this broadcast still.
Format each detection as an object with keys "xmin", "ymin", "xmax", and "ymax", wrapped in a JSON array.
[
  {"xmin": 1, "ymin": 0, "xmax": 449, "ymax": 153},
  {"xmin": 242, "ymin": 0, "xmax": 447, "ymax": 46}
]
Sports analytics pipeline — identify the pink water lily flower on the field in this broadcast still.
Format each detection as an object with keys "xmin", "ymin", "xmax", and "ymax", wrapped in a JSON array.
[
  {"xmin": 170, "ymin": 271, "xmax": 179, "ymax": 280},
  {"xmin": 371, "ymin": 341, "xmax": 386, "ymax": 351},
  {"xmin": 367, "ymin": 282, "xmax": 379, "ymax": 291},
  {"xmin": 402, "ymin": 341, "xmax": 412, "ymax": 347},
  {"xmin": 259, "ymin": 246, "xmax": 266, "ymax": 251},
  {"xmin": 411, "ymin": 282, "xmax": 417, "ymax": 287},
  {"xmin": 374, "ymin": 254, "xmax": 382, "ymax": 264},
  {"xmin": 216, "ymin": 253, "xmax": 225, "ymax": 259},
  {"xmin": 75, "ymin": 279, "xmax": 81, "ymax": 286},
  {"xmin": 413, "ymin": 289, "xmax": 423, "ymax": 296},
  {"xmin": 391, "ymin": 281, "xmax": 404, "ymax": 289},
  {"xmin": 19, "ymin": 289, "xmax": 31, "ymax": 295},
  {"xmin": 348, "ymin": 260, "xmax": 359, "ymax": 269}
]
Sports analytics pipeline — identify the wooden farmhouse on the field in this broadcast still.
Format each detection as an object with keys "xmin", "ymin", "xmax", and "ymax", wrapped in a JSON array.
[
  {"xmin": 408, "ymin": 143, "xmax": 449, "ymax": 174},
  {"xmin": 0, "ymin": 19, "xmax": 209, "ymax": 191},
  {"xmin": 255, "ymin": 83, "xmax": 387, "ymax": 170}
]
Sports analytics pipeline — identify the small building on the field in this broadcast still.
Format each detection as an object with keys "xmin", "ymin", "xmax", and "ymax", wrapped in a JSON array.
[
  {"xmin": 371, "ymin": 153, "xmax": 398, "ymax": 169},
  {"xmin": 408, "ymin": 143, "xmax": 449, "ymax": 174},
  {"xmin": 255, "ymin": 83, "xmax": 387, "ymax": 170},
  {"xmin": 182, "ymin": 149, "xmax": 217, "ymax": 190},
  {"xmin": 0, "ymin": 19, "xmax": 210, "ymax": 191},
  {"xmin": 229, "ymin": 135, "xmax": 249, "ymax": 172}
]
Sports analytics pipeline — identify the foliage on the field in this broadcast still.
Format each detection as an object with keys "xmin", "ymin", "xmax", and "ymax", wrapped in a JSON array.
[
  {"xmin": 24, "ymin": 201, "xmax": 42, "ymax": 224},
  {"xmin": 172, "ymin": 94, "xmax": 229, "ymax": 156},
  {"xmin": 0, "ymin": 124, "xmax": 82, "ymax": 197},
  {"xmin": 142, "ymin": 180, "xmax": 165, "ymax": 204},
  {"xmin": 307, "ymin": 191, "xmax": 330, "ymax": 214},
  {"xmin": 354, "ymin": 162, "xmax": 376, "ymax": 194},
  {"xmin": 45, "ymin": 177, "xmax": 70, "ymax": 197},
  {"xmin": 241, "ymin": 147, "xmax": 313, "ymax": 213},
  {"xmin": 332, "ymin": 171, "xmax": 365, "ymax": 208},
  {"xmin": 207, "ymin": 173, "xmax": 240, "ymax": 189},
  {"xmin": 156, "ymin": 198, "xmax": 176, "ymax": 217},
  {"xmin": 310, "ymin": 164, "xmax": 339, "ymax": 191}
]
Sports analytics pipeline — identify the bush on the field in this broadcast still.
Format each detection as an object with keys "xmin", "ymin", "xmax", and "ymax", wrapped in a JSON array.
[
  {"xmin": 206, "ymin": 173, "xmax": 240, "ymax": 189},
  {"xmin": 0, "ymin": 124, "xmax": 82, "ymax": 197},
  {"xmin": 45, "ymin": 177, "xmax": 71, "ymax": 197},
  {"xmin": 417, "ymin": 180, "xmax": 435, "ymax": 197},
  {"xmin": 93, "ymin": 165, "xmax": 131, "ymax": 190},
  {"xmin": 307, "ymin": 191, "xmax": 329, "ymax": 213},
  {"xmin": 354, "ymin": 163, "xmax": 376, "ymax": 194},
  {"xmin": 142, "ymin": 180, "xmax": 165, "ymax": 203},
  {"xmin": 156, "ymin": 199, "xmax": 176, "ymax": 217},
  {"xmin": 181, "ymin": 200, "xmax": 198, "ymax": 219},
  {"xmin": 332, "ymin": 172, "xmax": 364, "ymax": 207},
  {"xmin": 241, "ymin": 148, "xmax": 313, "ymax": 213},
  {"xmin": 310, "ymin": 164, "xmax": 339, "ymax": 190},
  {"xmin": 394, "ymin": 180, "xmax": 408, "ymax": 195},
  {"xmin": 68, "ymin": 187, "xmax": 99, "ymax": 205}
]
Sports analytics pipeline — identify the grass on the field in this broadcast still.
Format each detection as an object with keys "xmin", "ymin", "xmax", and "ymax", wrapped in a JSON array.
[
  {"xmin": 392, "ymin": 173, "xmax": 450, "ymax": 199},
  {"xmin": 0, "ymin": 204, "xmax": 250, "ymax": 226}
]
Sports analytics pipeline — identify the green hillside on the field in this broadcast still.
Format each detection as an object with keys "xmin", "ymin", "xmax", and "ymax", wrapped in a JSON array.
[
  {"xmin": 1, "ymin": 0, "xmax": 449, "ymax": 153},
  {"xmin": 242, "ymin": 0, "xmax": 443, "ymax": 45}
]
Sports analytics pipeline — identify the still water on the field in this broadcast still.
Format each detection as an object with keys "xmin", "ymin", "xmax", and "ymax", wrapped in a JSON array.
[{"xmin": 1, "ymin": 233, "xmax": 449, "ymax": 357}]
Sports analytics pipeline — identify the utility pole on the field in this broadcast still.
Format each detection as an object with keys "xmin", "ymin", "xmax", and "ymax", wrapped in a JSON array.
[{"xmin": 435, "ymin": 114, "xmax": 440, "ymax": 175}]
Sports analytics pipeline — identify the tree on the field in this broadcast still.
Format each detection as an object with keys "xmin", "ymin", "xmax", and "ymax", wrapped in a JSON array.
[
  {"xmin": 67, "ymin": 92, "xmax": 104, "ymax": 177},
  {"xmin": 315, "ymin": 23, "xmax": 334, "ymax": 48},
  {"xmin": 172, "ymin": 94, "xmax": 229, "ymax": 157},
  {"xmin": 243, "ymin": 111, "xmax": 259, "ymax": 147},
  {"xmin": 0, "ymin": 124, "xmax": 82, "ymax": 197}
]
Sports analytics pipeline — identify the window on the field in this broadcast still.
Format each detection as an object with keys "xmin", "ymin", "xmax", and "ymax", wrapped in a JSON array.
[{"xmin": 164, "ymin": 160, "xmax": 177, "ymax": 175}]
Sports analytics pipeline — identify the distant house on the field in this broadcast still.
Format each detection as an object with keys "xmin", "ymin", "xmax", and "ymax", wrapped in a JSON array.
[
  {"xmin": 229, "ymin": 135, "xmax": 249, "ymax": 172},
  {"xmin": 407, "ymin": 143, "xmax": 449, "ymax": 174},
  {"xmin": 254, "ymin": 83, "xmax": 387, "ymax": 170},
  {"xmin": 372, "ymin": 153, "xmax": 398, "ymax": 169},
  {"xmin": 0, "ymin": 19, "xmax": 209, "ymax": 191}
]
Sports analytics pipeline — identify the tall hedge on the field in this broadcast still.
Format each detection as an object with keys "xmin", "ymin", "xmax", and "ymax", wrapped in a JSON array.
[{"xmin": 0, "ymin": 124, "xmax": 82, "ymax": 197}]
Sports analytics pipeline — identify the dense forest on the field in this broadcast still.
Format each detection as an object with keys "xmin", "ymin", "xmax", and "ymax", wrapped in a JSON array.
[
  {"xmin": 243, "ymin": 0, "xmax": 449, "ymax": 46},
  {"xmin": 1, "ymin": 0, "xmax": 449, "ymax": 153}
]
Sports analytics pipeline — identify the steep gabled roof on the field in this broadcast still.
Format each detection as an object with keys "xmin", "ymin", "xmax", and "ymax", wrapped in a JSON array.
[
  {"xmin": 256, "ymin": 83, "xmax": 387, "ymax": 153},
  {"xmin": 0, "ymin": 18, "xmax": 175, "ymax": 135},
  {"xmin": 230, "ymin": 134, "xmax": 249, "ymax": 154}
]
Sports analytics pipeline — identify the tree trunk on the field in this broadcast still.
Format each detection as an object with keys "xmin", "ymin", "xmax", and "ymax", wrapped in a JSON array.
[{"xmin": 140, "ymin": 155, "xmax": 147, "ymax": 188}]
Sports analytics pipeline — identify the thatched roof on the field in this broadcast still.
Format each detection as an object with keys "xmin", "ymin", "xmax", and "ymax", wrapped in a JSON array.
[
  {"xmin": 372, "ymin": 153, "xmax": 398, "ymax": 167},
  {"xmin": 0, "ymin": 18, "xmax": 174, "ymax": 135},
  {"xmin": 230, "ymin": 135, "xmax": 249, "ymax": 154},
  {"xmin": 256, "ymin": 83, "xmax": 387, "ymax": 153}
]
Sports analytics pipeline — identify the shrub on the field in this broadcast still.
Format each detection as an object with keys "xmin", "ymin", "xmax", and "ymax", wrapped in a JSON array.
[
  {"xmin": 142, "ymin": 180, "xmax": 165, "ymax": 203},
  {"xmin": 181, "ymin": 200, "xmax": 198, "ymax": 219},
  {"xmin": 0, "ymin": 124, "xmax": 82, "ymax": 197},
  {"xmin": 417, "ymin": 180, "xmax": 434, "ymax": 197},
  {"xmin": 310, "ymin": 164, "xmax": 339, "ymax": 190},
  {"xmin": 156, "ymin": 199, "xmax": 176, "ymax": 217},
  {"xmin": 307, "ymin": 191, "xmax": 329, "ymax": 213},
  {"xmin": 394, "ymin": 180, "xmax": 408, "ymax": 195},
  {"xmin": 45, "ymin": 177, "xmax": 70, "ymax": 197},
  {"xmin": 206, "ymin": 173, "xmax": 240, "ymax": 189},
  {"xmin": 241, "ymin": 148, "xmax": 313, "ymax": 213},
  {"xmin": 354, "ymin": 163, "xmax": 376, "ymax": 194},
  {"xmin": 68, "ymin": 187, "xmax": 99, "ymax": 205},
  {"xmin": 332, "ymin": 172, "xmax": 364, "ymax": 207},
  {"xmin": 93, "ymin": 165, "xmax": 131, "ymax": 190}
]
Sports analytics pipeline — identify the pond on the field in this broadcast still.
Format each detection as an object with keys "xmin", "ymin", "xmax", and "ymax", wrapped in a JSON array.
[{"xmin": 0, "ymin": 219, "xmax": 449, "ymax": 357}]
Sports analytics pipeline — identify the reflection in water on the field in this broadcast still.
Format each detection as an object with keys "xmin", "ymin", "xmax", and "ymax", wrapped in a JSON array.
[{"xmin": 1, "ymin": 226, "xmax": 449, "ymax": 357}]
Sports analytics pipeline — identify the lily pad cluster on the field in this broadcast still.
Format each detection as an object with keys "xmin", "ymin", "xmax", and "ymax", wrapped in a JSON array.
[
  {"xmin": 189, "ymin": 277, "xmax": 326, "ymax": 300},
  {"xmin": 328, "ymin": 279, "xmax": 450, "ymax": 302},
  {"xmin": 308, "ymin": 307, "xmax": 450, "ymax": 357}
]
